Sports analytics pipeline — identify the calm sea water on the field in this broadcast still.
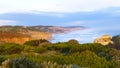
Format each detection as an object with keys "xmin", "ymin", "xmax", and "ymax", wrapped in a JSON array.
[{"xmin": 51, "ymin": 28, "xmax": 120, "ymax": 43}]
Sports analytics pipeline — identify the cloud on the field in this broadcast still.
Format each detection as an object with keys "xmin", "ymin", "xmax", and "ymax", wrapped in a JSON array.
[
  {"xmin": 0, "ymin": 0, "xmax": 60, "ymax": 14},
  {"xmin": 0, "ymin": 0, "xmax": 120, "ymax": 14},
  {"xmin": 28, "ymin": 11, "xmax": 65, "ymax": 17},
  {"xmin": 0, "ymin": 20, "xmax": 16, "ymax": 26}
]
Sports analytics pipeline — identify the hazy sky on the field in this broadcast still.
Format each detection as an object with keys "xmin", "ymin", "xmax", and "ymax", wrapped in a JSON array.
[
  {"xmin": 0, "ymin": 0, "xmax": 120, "ymax": 13},
  {"xmin": 0, "ymin": 0, "xmax": 120, "ymax": 29}
]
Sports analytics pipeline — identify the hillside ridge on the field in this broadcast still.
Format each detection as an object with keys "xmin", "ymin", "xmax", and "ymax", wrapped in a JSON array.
[{"xmin": 0, "ymin": 25, "xmax": 85, "ymax": 44}]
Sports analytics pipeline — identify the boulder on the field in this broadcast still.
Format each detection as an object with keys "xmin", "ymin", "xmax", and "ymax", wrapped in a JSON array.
[{"xmin": 94, "ymin": 35, "xmax": 113, "ymax": 46}]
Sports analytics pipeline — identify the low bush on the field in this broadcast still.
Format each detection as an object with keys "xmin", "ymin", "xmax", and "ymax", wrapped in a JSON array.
[
  {"xmin": 24, "ymin": 39, "xmax": 51, "ymax": 46},
  {"xmin": 0, "ymin": 56, "xmax": 7, "ymax": 65},
  {"xmin": 7, "ymin": 57, "xmax": 37, "ymax": 68}
]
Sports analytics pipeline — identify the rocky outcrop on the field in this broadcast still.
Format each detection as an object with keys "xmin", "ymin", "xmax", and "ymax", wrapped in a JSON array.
[{"xmin": 94, "ymin": 35, "xmax": 113, "ymax": 46}]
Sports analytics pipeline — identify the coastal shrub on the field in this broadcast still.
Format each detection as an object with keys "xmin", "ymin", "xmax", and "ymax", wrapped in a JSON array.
[
  {"xmin": 112, "ymin": 35, "xmax": 120, "ymax": 50},
  {"xmin": 24, "ymin": 39, "xmax": 51, "ymax": 46},
  {"xmin": 68, "ymin": 39, "xmax": 79, "ymax": 44},
  {"xmin": 0, "ymin": 56, "xmax": 7, "ymax": 65},
  {"xmin": 4, "ymin": 43, "xmax": 23, "ymax": 54},
  {"xmin": 7, "ymin": 57, "xmax": 37, "ymax": 68},
  {"xmin": 49, "ymin": 43, "xmax": 71, "ymax": 53},
  {"xmin": 74, "ymin": 50, "xmax": 110, "ymax": 68},
  {"xmin": 0, "ymin": 43, "xmax": 23, "ymax": 55},
  {"xmin": 3, "ymin": 56, "xmax": 73, "ymax": 68},
  {"xmin": 112, "ymin": 35, "xmax": 120, "ymax": 45},
  {"xmin": 39, "ymin": 42, "xmax": 52, "ymax": 47},
  {"xmin": 111, "ymin": 51, "xmax": 120, "ymax": 68},
  {"xmin": 23, "ymin": 46, "xmax": 35, "ymax": 52},
  {"xmin": 34, "ymin": 47, "xmax": 47, "ymax": 53},
  {"xmin": 23, "ymin": 46, "xmax": 47, "ymax": 53},
  {"xmin": 0, "ymin": 40, "xmax": 118, "ymax": 68}
]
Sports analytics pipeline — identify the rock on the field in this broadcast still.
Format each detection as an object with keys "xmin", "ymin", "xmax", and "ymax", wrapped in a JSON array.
[
  {"xmin": 94, "ymin": 34, "xmax": 113, "ymax": 46},
  {"xmin": 0, "ymin": 26, "xmax": 53, "ymax": 44},
  {"xmin": 0, "ymin": 32, "xmax": 30, "ymax": 44}
]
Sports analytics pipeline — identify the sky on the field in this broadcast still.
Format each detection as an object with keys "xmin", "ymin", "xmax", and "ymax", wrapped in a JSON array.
[
  {"xmin": 0, "ymin": 0, "xmax": 120, "ymax": 43},
  {"xmin": 0, "ymin": 0, "xmax": 120, "ymax": 26}
]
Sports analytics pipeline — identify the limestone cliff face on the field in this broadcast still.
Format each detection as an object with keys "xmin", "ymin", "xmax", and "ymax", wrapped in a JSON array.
[
  {"xmin": 94, "ymin": 35, "xmax": 113, "ymax": 46},
  {"xmin": 0, "ymin": 26, "xmax": 53, "ymax": 44},
  {"xmin": 20, "ymin": 30, "xmax": 52, "ymax": 40},
  {"xmin": 0, "ymin": 32, "xmax": 30, "ymax": 44},
  {"xmin": 0, "ymin": 31, "xmax": 52, "ymax": 44},
  {"xmin": 0, "ymin": 37, "xmax": 29, "ymax": 44}
]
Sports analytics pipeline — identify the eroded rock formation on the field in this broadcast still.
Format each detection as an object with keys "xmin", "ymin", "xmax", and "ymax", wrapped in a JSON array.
[{"xmin": 94, "ymin": 35, "xmax": 113, "ymax": 46}]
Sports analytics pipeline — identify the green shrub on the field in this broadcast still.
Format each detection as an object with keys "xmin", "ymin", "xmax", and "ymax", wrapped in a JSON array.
[
  {"xmin": 111, "ymin": 51, "xmax": 120, "ymax": 68},
  {"xmin": 5, "ymin": 44, "xmax": 23, "ymax": 54},
  {"xmin": 39, "ymin": 42, "xmax": 52, "ymax": 47},
  {"xmin": 23, "ymin": 46, "xmax": 35, "ymax": 52},
  {"xmin": 0, "ymin": 56, "xmax": 7, "ymax": 65},
  {"xmin": 0, "ymin": 43, "xmax": 23, "ymax": 55},
  {"xmin": 112, "ymin": 35, "xmax": 120, "ymax": 50},
  {"xmin": 4, "ymin": 56, "xmax": 73, "ymax": 68},
  {"xmin": 23, "ymin": 46, "xmax": 47, "ymax": 53},
  {"xmin": 7, "ymin": 57, "xmax": 37, "ymax": 68},
  {"xmin": 7, "ymin": 54, "xmax": 21, "ymax": 60},
  {"xmin": 24, "ymin": 39, "xmax": 51, "ymax": 46},
  {"xmin": 34, "ymin": 47, "xmax": 47, "ymax": 53},
  {"xmin": 68, "ymin": 39, "xmax": 79, "ymax": 44}
]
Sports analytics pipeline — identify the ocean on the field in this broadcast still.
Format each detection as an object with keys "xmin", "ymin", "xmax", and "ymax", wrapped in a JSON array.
[{"xmin": 51, "ymin": 28, "xmax": 120, "ymax": 43}]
